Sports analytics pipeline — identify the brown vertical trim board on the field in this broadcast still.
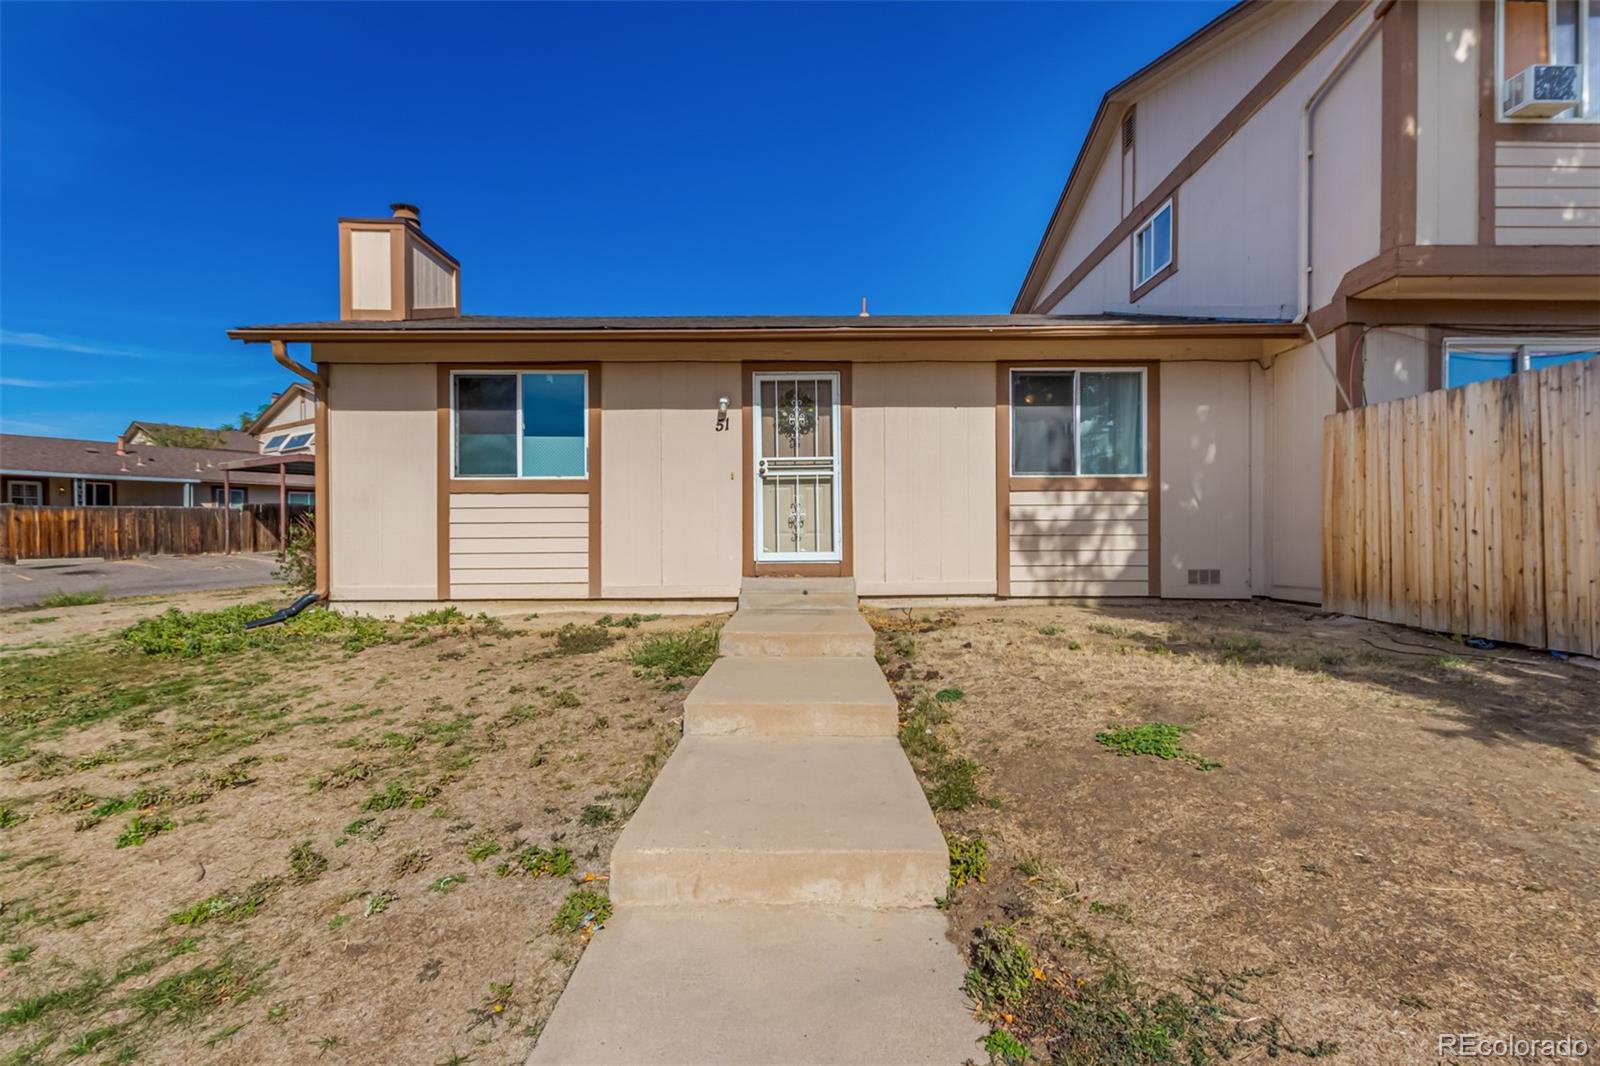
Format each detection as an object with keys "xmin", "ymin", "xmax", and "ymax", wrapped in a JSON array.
[
  {"xmin": 315, "ymin": 376, "xmax": 331, "ymax": 595},
  {"xmin": 1146, "ymin": 361, "xmax": 1162, "ymax": 598},
  {"xmin": 587, "ymin": 367, "xmax": 603, "ymax": 599},
  {"xmin": 994, "ymin": 364, "xmax": 1011, "ymax": 597},
  {"xmin": 1426, "ymin": 327, "xmax": 1446, "ymax": 391},
  {"xmin": 435, "ymin": 366, "xmax": 452, "ymax": 601},
  {"xmin": 740, "ymin": 361, "xmax": 853, "ymax": 578},
  {"xmin": 1379, "ymin": 0, "xmax": 1418, "ymax": 250}
]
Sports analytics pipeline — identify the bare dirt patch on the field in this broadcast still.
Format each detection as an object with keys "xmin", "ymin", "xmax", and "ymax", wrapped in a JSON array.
[
  {"xmin": 871, "ymin": 600, "xmax": 1599, "ymax": 1064},
  {"xmin": 0, "ymin": 598, "xmax": 722, "ymax": 1065}
]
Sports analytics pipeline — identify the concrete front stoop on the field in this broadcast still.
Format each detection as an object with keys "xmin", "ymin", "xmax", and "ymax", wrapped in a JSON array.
[{"xmin": 528, "ymin": 578, "xmax": 983, "ymax": 1066}]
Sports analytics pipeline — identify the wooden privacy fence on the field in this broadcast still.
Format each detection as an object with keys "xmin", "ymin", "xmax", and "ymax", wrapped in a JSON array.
[
  {"xmin": 1323, "ymin": 359, "xmax": 1598, "ymax": 656},
  {"xmin": 0, "ymin": 504, "xmax": 313, "ymax": 564}
]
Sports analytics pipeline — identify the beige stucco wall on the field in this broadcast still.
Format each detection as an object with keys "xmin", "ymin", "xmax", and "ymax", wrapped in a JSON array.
[
  {"xmin": 600, "ymin": 362, "xmax": 743, "ymax": 598},
  {"xmin": 1307, "ymin": 27, "xmax": 1383, "ymax": 307},
  {"xmin": 1416, "ymin": 0, "xmax": 1479, "ymax": 245},
  {"xmin": 114, "ymin": 480, "xmax": 188, "ymax": 506},
  {"xmin": 1263, "ymin": 342, "xmax": 1336, "ymax": 602},
  {"xmin": 853, "ymin": 362, "xmax": 997, "ymax": 595},
  {"xmin": 1362, "ymin": 326, "xmax": 1429, "ymax": 404},
  {"xmin": 1158, "ymin": 362, "xmax": 1253, "ymax": 598},
  {"xmin": 1047, "ymin": 4, "xmax": 1379, "ymax": 319},
  {"xmin": 327, "ymin": 362, "xmax": 438, "ymax": 600}
]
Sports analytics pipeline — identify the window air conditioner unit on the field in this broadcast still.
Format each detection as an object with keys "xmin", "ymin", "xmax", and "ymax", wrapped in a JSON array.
[{"xmin": 1503, "ymin": 64, "xmax": 1581, "ymax": 117}]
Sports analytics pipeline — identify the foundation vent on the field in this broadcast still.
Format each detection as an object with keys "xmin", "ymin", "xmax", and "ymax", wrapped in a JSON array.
[{"xmin": 1187, "ymin": 568, "xmax": 1222, "ymax": 587}]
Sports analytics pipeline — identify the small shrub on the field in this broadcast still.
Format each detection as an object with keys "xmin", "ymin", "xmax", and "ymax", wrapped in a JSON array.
[
  {"xmin": 580, "ymin": 803, "xmax": 616, "ymax": 827},
  {"xmin": 947, "ymin": 833, "xmax": 989, "ymax": 891},
  {"xmin": 629, "ymin": 624, "xmax": 720, "ymax": 679},
  {"xmin": 35, "ymin": 588, "xmax": 108, "ymax": 609},
  {"xmin": 274, "ymin": 515, "xmax": 317, "ymax": 591},
  {"xmin": 1095, "ymin": 722, "xmax": 1220, "ymax": 770},
  {"xmin": 552, "ymin": 889, "xmax": 612, "ymax": 932},
  {"xmin": 170, "ymin": 879, "xmax": 279, "ymax": 926},
  {"xmin": 553, "ymin": 624, "xmax": 616, "ymax": 655},
  {"xmin": 509, "ymin": 844, "xmax": 574, "ymax": 879},
  {"xmin": 984, "ymin": 1028, "xmax": 1030, "ymax": 1064},
  {"xmin": 288, "ymin": 842, "xmax": 328, "ymax": 885},
  {"xmin": 929, "ymin": 757, "xmax": 983, "ymax": 811},
  {"xmin": 891, "ymin": 635, "xmax": 916, "ymax": 659},
  {"xmin": 964, "ymin": 924, "xmax": 1033, "ymax": 1009},
  {"xmin": 1037, "ymin": 624, "xmax": 1060, "ymax": 636},
  {"xmin": 115, "ymin": 811, "xmax": 174, "ymax": 848},
  {"xmin": 466, "ymin": 837, "xmax": 502, "ymax": 863}
]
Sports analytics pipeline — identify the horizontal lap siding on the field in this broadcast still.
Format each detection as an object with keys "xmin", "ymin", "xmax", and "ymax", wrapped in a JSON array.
[
  {"xmin": 449, "ymin": 493, "xmax": 589, "ymax": 598},
  {"xmin": 1008, "ymin": 489, "xmax": 1150, "ymax": 596},
  {"xmin": 1494, "ymin": 142, "xmax": 1600, "ymax": 245}
]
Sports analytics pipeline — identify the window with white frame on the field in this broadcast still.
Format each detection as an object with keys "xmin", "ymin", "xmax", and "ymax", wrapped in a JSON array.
[
  {"xmin": 1133, "ymin": 200, "xmax": 1174, "ymax": 288},
  {"xmin": 452, "ymin": 370, "xmax": 588, "ymax": 479},
  {"xmin": 6, "ymin": 480, "xmax": 43, "ymax": 506},
  {"xmin": 78, "ymin": 481, "xmax": 113, "ymax": 506},
  {"xmin": 1011, "ymin": 369, "xmax": 1147, "ymax": 477},
  {"xmin": 1498, "ymin": 0, "xmax": 1600, "ymax": 120},
  {"xmin": 1444, "ymin": 337, "xmax": 1598, "ymax": 387},
  {"xmin": 262, "ymin": 434, "xmax": 288, "ymax": 453}
]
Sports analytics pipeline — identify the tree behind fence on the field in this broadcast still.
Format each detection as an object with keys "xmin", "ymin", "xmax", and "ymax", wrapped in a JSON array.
[
  {"xmin": 0, "ymin": 505, "xmax": 313, "ymax": 563},
  {"xmin": 1322, "ymin": 358, "xmax": 1597, "ymax": 657}
]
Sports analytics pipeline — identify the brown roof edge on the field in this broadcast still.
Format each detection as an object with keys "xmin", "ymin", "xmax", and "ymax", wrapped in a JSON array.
[
  {"xmin": 1011, "ymin": 0, "xmax": 1268, "ymax": 313},
  {"xmin": 227, "ymin": 320, "xmax": 1304, "ymax": 343}
]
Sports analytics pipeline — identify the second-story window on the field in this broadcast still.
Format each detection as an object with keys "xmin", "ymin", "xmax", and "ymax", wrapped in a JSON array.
[
  {"xmin": 1499, "ymin": 0, "xmax": 1599, "ymax": 120},
  {"xmin": 1133, "ymin": 199, "xmax": 1173, "ymax": 289}
]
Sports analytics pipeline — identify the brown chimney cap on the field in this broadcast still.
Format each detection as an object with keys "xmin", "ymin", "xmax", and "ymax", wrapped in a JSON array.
[{"xmin": 390, "ymin": 203, "xmax": 421, "ymax": 221}]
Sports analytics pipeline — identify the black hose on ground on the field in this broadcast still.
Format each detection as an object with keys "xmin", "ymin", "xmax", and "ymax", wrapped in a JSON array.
[{"xmin": 244, "ymin": 592, "xmax": 324, "ymax": 630}]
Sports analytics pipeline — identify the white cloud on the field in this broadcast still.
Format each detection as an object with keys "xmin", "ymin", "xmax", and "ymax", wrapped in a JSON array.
[{"xmin": 0, "ymin": 330, "xmax": 153, "ymax": 359}]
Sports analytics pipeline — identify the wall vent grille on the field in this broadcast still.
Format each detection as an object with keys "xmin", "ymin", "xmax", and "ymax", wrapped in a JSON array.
[
  {"xmin": 1187, "ymin": 568, "xmax": 1222, "ymax": 586},
  {"xmin": 1121, "ymin": 108, "xmax": 1136, "ymax": 151}
]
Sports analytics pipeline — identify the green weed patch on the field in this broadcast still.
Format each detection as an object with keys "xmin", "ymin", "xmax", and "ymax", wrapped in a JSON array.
[
  {"xmin": 1095, "ymin": 722, "xmax": 1220, "ymax": 771},
  {"xmin": 629, "ymin": 624, "xmax": 720, "ymax": 679}
]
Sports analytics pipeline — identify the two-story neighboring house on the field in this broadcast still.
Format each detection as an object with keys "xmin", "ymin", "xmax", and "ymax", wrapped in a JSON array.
[
  {"xmin": 230, "ymin": 1, "xmax": 1596, "ymax": 611},
  {"xmin": 1013, "ymin": 0, "xmax": 1598, "ymax": 602}
]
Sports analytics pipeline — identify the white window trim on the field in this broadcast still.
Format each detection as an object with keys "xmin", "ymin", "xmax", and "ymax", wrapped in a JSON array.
[
  {"xmin": 1133, "ymin": 200, "xmax": 1174, "ymax": 287},
  {"xmin": 1010, "ymin": 367, "xmax": 1149, "ymax": 478},
  {"xmin": 6, "ymin": 479, "xmax": 43, "ymax": 506},
  {"xmin": 449, "ymin": 369, "xmax": 589, "ymax": 480},
  {"xmin": 262, "ymin": 434, "xmax": 288, "ymax": 453},
  {"xmin": 282, "ymin": 431, "xmax": 314, "ymax": 452},
  {"xmin": 1443, "ymin": 335, "xmax": 1600, "ymax": 386},
  {"xmin": 1496, "ymin": 0, "xmax": 1599, "ymax": 123}
]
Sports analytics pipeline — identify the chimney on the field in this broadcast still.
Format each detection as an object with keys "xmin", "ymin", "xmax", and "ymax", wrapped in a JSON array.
[{"xmin": 338, "ymin": 202, "xmax": 460, "ymax": 321}]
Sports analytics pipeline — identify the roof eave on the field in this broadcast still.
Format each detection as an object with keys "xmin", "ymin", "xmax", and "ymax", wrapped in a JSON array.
[{"xmin": 228, "ymin": 321, "xmax": 1302, "ymax": 344}]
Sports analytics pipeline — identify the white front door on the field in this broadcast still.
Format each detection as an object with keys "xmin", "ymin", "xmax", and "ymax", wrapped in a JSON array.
[{"xmin": 753, "ymin": 372, "xmax": 842, "ymax": 562}]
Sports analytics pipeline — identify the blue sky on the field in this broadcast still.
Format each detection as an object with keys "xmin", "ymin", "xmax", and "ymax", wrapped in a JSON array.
[{"xmin": 0, "ymin": 1, "xmax": 1229, "ymax": 440}]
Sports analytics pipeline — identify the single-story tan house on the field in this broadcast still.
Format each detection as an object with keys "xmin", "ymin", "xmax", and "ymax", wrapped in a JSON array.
[{"xmin": 230, "ymin": 0, "xmax": 1597, "ymax": 609}]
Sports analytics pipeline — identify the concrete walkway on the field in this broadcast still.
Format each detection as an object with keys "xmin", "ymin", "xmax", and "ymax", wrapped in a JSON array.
[{"xmin": 529, "ymin": 578, "xmax": 982, "ymax": 1065}]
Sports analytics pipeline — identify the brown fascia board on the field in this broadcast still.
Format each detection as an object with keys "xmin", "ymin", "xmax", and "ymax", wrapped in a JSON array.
[
  {"xmin": 227, "ymin": 321, "xmax": 1303, "ymax": 344},
  {"xmin": 1011, "ymin": 0, "xmax": 1271, "ymax": 313}
]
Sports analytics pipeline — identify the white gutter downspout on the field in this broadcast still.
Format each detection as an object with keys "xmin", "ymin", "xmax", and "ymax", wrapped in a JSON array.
[{"xmin": 1297, "ymin": 1, "xmax": 1386, "ymax": 409}]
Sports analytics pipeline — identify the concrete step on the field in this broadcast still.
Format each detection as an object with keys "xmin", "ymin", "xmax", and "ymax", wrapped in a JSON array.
[
  {"xmin": 685, "ymin": 656, "xmax": 897, "ymax": 737},
  {"xmin": 526, "ymin": 905, "xmax": 984, "ymax": 1065},
  {"xmin": 610, "ymin": 736, "xmax": 947, "ymax": 908},
  {"xmin": 738, "ymin": 576, "xmax": 858, "ymax": 611},
  {"xmin": 719, "ymin": 607, "xmax": 875, "ymax": 658}
]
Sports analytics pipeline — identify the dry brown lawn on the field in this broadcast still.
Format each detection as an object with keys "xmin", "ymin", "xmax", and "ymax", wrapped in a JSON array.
[
  {"xmin": 0, "ymin": 592, "xmax": 720, "ymax": 1066},
  {"xmin": 871, "ymin": 600, "xmax": 1599, "ymax": 1065}
]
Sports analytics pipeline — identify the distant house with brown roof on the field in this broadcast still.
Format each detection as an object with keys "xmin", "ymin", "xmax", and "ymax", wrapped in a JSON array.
[
  {"xmin": 118, "ymin": 422, "xmax": 259, "ymax": 453},
  {"xmin": 0, "ymin": 433, "xmax": 314, "ymax": 509}
]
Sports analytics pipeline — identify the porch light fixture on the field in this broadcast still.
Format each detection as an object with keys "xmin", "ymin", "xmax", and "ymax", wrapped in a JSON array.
[{"xmin": 716, "ymin": 396, "xmax": 730, "ymax": 432}]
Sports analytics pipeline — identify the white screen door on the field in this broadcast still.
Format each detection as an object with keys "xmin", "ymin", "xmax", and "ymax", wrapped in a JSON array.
[{"xmin": 753, "ymin": 372, "xmax": 842, "ymax": 562}]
